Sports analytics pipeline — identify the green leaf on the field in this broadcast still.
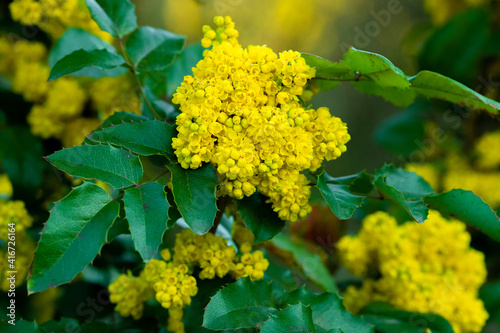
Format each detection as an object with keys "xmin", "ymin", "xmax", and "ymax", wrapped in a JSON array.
[
  {"xmin": 286, "ymin": 286, "xmax": 374, "ymax": 333},
  {"xmin": 409, "ymin": 70, "xmax": 500, "ymax": 115},
  {"xmin": 260, "ymin": 304, "xmax": 316, "ymax": 333},
  {"xmin": 374, "ymin": 106, "xmax": 426, "ymax": 156},
  {"xmin": 272, "ymin": 234, "xmax": 337, "ymax": 293},
  {"xmin": 342, "ymin": 47, "xmax": 411, "ymax": 89},
  {"xmin": 301, "ymin": 53, "xmax": 351, "ymax": 90},
  {"xmin": 317, "ymin": 171, "xmax": 365, "ymax": 220},
  {"xmin": 304, "ymin": 48, "xmax": 500, "ymax": 114},
  {"xmin": 124, "ymin": 182, "xmax": 170, "ymax": 261},
  {"xmin": 0, "ymin": 319, "xmax": 42, "ymax": 332},
  {"xmin": 424, "ymin": 189, "xmax": 500, "ymax": 242},
  {"xmin": 46, "ymin": 145, "xmax": 143, "ymax": 189},
  {"xmin": 87, "ymin": 120, "xmax": 175, "ymax": 158},
  {"xmin": 48, "ymin": 28, "xmax": 126, "ymax": 78},
  {"xmin": 302, "ymin": 53, "xmax": 352, "ymax": 78},
  {"xmin": 85, "ymin": 0, "xmax": 137, "ymax": 38},
  {"xmin": 418, "ymin": 9, "xmax": 489, "ymax": 86},
  {"xmin": 320, "ymin": 171, "xmax": 374, "ymax": 195},
  {"xmin": 184, "ymin": 276, "xmax": 234, "ymax": 333},
  {"xmin": 92, "ymin": 111, "xmax": 148, "ymax": 131},
  {"xmin": 166, "ymin": 43, "xmax": 204, "ymax": 96},
  {"xmin": 168, "ymin": 163, "xmax": 218, "ymax": 234},
  {"xmin": 126, "ymin": 26, "xmax": 186, "ymax": 71},
  {"xmin": 377, "ymin": 164, "xmax": 435, "ymax": 199},
  {"xmin": 106, "ymin": 217, "xmax": 129, "ymax": 242},
  {"xmin": 28, "ymin": 182, "xmax": 119, "ymax": 293},
  {"xmin": 236, "ymin": 192, "xmax": 286, "ymax": 243},
  {"xmin": 359, "ymin": 302, "xmax": 453, "ymax": 333},
  {"xmin": 0, "ymin": 126, "xmax": 44, "ymax": 196},
  {"xmin": 203, "ymin": 277, "xmax": 278, "ymax": 330},
  {"xmin": 374, "ymin": 164, "xmax": 433, "ymax": 223},
  {"xmin": 48, "ymin": 49, "xmax": 126, "ymax": 81}
]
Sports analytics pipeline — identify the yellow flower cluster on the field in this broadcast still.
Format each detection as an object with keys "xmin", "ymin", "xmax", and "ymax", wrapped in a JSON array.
[
  {"xmin": 424, "ymin": 0, "xmax": 490, "ymax": 25},
  {"xmin": 9, "ymin": 0, "xmax": 112, "ymax": 41},
  {"xmin": 108, "ymin": 272, "xmax": 150, "ymax": 320},
  {"xmin": 0, "ymin": 35, "xmax": 140, "ymax": 146},
  {"xmin": 109, "ymin": 229, "xmax": 268, "ymax": 332},
  {"xmin": 0, "ymin": 232, "xmax": 35, "ymax": 291},
  {"xmin": 173, "ymin": 229, "xmax": 268, "ymax": 280},
  {"xmin": 0, "ymin": 198, "xmax": 35, "ymax": 291},
  {"xmin": 172, "ymin": 16, "xmax": 350, "ymax": 222},
  {"xmin": 0, "ymin": 174, "xmax": 13, "ymax": 198},
  {"xmin": 338, "ymin": 211, "xmax": 488, "ymax": 333},
  {"xmin": 475, "ymin": 130, "xmax": 500, "ymax": 170},
  {"xmin": 0, "ymin": 199, "xmax": 33, "ymax": 240}
]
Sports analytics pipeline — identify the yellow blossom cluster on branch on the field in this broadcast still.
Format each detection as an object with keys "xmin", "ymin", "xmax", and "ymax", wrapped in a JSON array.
[
  {"xmin": 0, "ymin": 176, "xmax": 35, "ymax": 291},
  {"xmin": 338, "ymin": 211, "xmax": 488, "ymax": 333},
  {"xmin": 0, "ymin": 3, "xmax": 141, "ymax": 147},
  {"xmin": 108, "ymin": 228, "xmax": 268, "ymax": 333},
  {"xmin": 172, "ymin": 16, "xmax": 350, "ymax": 222},
  {"xmin": 9, "ymin": 0, "xmax": 112, "ymax": 41},
  {"xmin": 0, "ymin": 36, "xmax": 140, "ymax": 146}
]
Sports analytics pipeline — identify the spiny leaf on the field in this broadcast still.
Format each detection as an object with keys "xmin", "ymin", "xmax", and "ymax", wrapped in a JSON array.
[
  {"xmin": 124, "ymin": 182, "xmax": 170, "ymax": 261},
  {"xmin": 317, "ymin": 171, "xmax": 365, "ymax": 220},
  {"xmin": 236, "ymin": 192, "xmax": 285, "ymax": 243},
  {"xmin": 48, "ymin": 49, "xmax": 125, "ymax": 81},
  {"xmin": 374, "ymin": 164, "xmax": 434, "ymax": 223},
  {"xmin": 85, "ymin": 0, "xmax": 137, "ymax": 38},
  {"xmin": 424, "ymin": 189, "xmax": 500, "ymax": 242},
  {"xmin": 409, "ymin": 70, "xmax": 500, "ymax": 115},
  {"xmin": 260, "ymin": 304, "xmax": 316, "ymax": 333},
  {"xmin": 203, "ymin": 278, "xmax": 278, "ymax": 330},
  {"xmin": 285, "ymin": 286, "xmax": 374, "ymax": 333},
  {"xmin": 87, "ymin": 120, "xmax": 175, "ymax": 157},
  {"xmin": 126, "ymin": 26, "xmax": 186, "ymax": 71},
  {"xmin": 28, "ymin": 182, "xmax": 119, "ymax": 293},
  {"xmin": 168, "ymin": 163, "xmax": 218, "ymax": 234},
  {"xmin": 48, "ymin": 28, "xmax": 126, "ymax": 78},
  {"xmin": 46, "ymin": 145, "xmax": 143, "ymax": 189}
]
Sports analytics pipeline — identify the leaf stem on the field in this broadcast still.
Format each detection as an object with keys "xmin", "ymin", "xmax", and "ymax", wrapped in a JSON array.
[
  {"xmin": 315, "ymin": 75, "xmax": 368, "ymax": 82},
  {"xmin": 117, "ymin": 37, "xmax": 161, "ymax": 120},
  {"xmin": 210, "ymin": 196, "xmax": 231, "ymax": 234}
]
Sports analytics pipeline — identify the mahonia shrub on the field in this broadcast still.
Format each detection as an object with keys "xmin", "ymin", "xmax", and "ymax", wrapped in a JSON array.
[
  {"xmin": 338, "ymin": 210, "xmax": 488, "ymax": 333},
  {"xmin": 7, "ymin": 1, "xmax": 500, "ymax": 332},
  {"xmin": 172, "ymin": 16, "xmax": 350, "ymax": 222}
]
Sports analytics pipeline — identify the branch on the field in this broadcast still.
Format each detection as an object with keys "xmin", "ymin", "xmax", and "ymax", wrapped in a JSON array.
[{"xmin": 117, "ymin": 37, "xmax": 161, "ymax": 120}]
